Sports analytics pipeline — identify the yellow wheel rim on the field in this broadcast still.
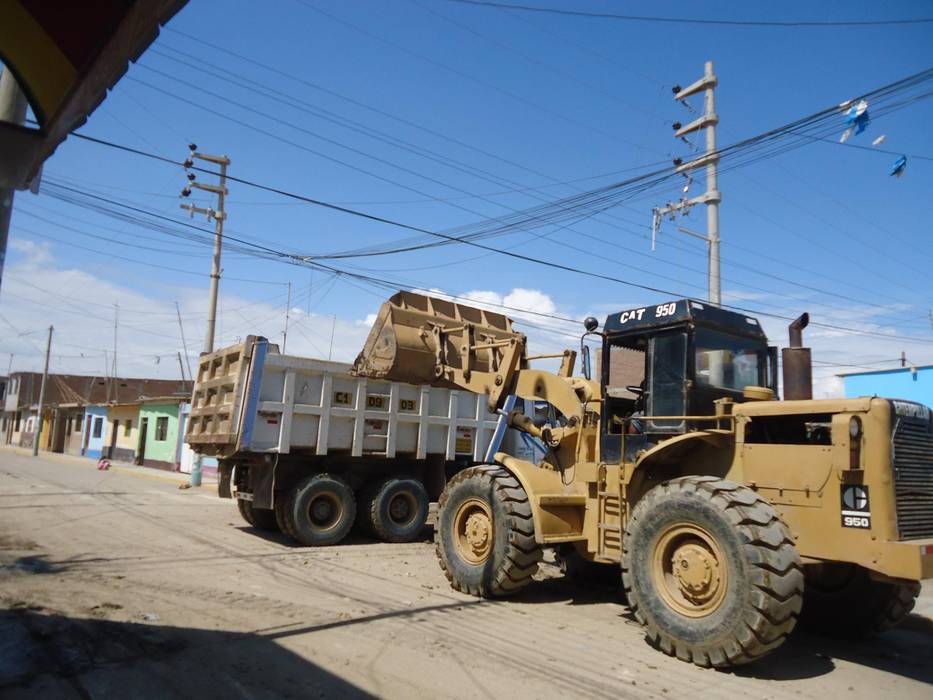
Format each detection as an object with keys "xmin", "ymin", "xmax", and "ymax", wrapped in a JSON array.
[
  {"xmin": 652, "ymin": 523, "xmax": 728, "ymax": 618},
  {"xmin": 453, "ymin": 497, "xmax": 493, "ymax": 565}
]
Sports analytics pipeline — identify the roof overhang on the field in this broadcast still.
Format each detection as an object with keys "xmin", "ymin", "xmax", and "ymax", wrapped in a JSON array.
[{"xmin": 0, "ymin": 0, "xmax": 187, "ymax": 189}]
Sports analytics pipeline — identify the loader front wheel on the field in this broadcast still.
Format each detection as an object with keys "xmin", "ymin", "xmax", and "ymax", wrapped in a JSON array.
[
  {"xmin": 286, "ymin": 474, "xmax": 355, "ymax": 546},
  {"xmin": 801, "ymin": 563, "xmax": 920, "ymax": 637},
  {"xmin": 436, "ymin": 466, "xmax": 542, "ymax": 597},
  {"xmin": 622, "ymin": 477, "xmax": 804, "ymax": 668}
]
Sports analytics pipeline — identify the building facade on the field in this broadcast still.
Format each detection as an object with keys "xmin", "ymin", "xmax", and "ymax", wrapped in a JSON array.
[
  {"xmin": 2, "ymin": 371, "xmax": 188, "ymax": 459},
  {"xmin": 137, "ymin": 399, "xmax": 185, "ymax": 470},
  {"xmin": 840, "ymin": 364, "xmax": 933, "ymax": 407}
]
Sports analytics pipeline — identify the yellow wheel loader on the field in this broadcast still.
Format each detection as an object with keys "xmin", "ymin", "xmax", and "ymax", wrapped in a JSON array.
[{"xmin": 352, "ymin": 291, "xmax": 932, "ymax": 667}]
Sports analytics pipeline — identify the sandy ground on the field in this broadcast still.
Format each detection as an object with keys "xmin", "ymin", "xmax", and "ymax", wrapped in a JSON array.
[{"xmin": 1, "ymin": 449, "xmax": 931, "ymax": 699}]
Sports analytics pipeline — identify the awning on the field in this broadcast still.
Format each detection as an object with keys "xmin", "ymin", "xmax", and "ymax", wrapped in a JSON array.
[{"xmin": 0, "ymin": 0, "xmax": 188, "ymax": 189}]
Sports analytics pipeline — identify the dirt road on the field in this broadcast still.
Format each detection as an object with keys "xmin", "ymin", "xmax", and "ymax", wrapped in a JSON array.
[{"xmin": 1, "ymin": 450, "xmax": 931, "ymax": 699}]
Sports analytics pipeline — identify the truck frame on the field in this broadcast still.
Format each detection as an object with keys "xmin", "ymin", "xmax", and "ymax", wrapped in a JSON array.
[{"xmin": 352, "ymin": 291, "xmax": 933, "ymax": 667}]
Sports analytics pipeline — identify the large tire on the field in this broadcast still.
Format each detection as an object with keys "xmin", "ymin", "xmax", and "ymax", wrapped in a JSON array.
[
  {"xmin": 285, "ymin": 473, "xmax": 355, "ymax": 546},
  {"xmin": 366, "ymin": 477, "xmax": 430, "ymax": 543},
  {"xmin": 274, "ymin": 492, "xmax": 297, "ymax": 541},
  {"xmin": 237, "ymin": 498, "xmax": 279, "ymax": 531},
  {"xmin": 435, "ymin": 465, "xmax": 542, "ymax": 597},
  {"xmin": 237, "ymin": 496, "xmax": 256, "ymax": 526},
  {"xmin": 801, "ymin": 563, "xmax": 920, "ymax": 637},
  {"xmin": 622, "ymin": 476, "xmax": 804, "ymax": 668}
]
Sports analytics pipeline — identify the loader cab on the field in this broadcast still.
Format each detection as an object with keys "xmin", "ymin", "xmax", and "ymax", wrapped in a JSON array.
[{"xmin": 598, "ymin": 300, "xmax": 777, "ymax": 463}]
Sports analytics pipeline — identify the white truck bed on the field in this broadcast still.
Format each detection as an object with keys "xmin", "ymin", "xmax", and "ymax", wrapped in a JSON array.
[{"xmin": 186, "ymin": 336, "xmax": 505, "ymax": 462}]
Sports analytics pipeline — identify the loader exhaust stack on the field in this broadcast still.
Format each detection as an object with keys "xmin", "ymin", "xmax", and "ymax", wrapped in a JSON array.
[{"xmin": 782, "ymin": 313, "xmax": 812, "ymax": 400}]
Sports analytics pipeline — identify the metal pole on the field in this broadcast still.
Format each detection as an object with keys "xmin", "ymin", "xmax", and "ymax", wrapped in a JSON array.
[
  {"xmin": 203, "ymin": 159, "xmax": 227, "ymax": 354},
  {"xmin": 0, "ymin": 69, "xmax": 28, "ymax": 299},
  {"xmin": 282, "ymin": 281, "xmax": 292, "ymax": 352},
  {"xmin": 704, "ymin": 61, "xmax": 721, "ymax": 306},
  {"xmin": 32, "ymin": 325, "xmax": 53, "ymax": 457},
  {"xmin": 328, "ymin": 314, "xmax": 336, "ymax": 360}
]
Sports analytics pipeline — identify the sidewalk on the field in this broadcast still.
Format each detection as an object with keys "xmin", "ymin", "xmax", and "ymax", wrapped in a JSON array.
[{"xmin": 0, "ymin": 445, "xmax": 217, "ymax": 488}]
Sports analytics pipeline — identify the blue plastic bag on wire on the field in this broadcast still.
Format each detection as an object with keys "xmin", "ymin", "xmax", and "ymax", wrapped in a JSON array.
[
  {"xmin": 840, "ymin": 99, "xmax": 870, "ymax": 143},
  {"xmin": 890, "ymin": 155, "xmax": 907, "ymax": 178}
]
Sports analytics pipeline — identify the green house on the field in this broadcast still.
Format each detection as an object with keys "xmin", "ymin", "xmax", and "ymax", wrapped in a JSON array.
[{"xmin": 136, "ymin": 398, "xmax": 185, "ymax": 470}]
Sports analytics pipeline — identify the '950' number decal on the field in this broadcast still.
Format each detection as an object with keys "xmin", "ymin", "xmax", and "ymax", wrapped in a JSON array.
[{"xmin": 655, "ymin": 302, "xmax": 677, "ymax": 317}]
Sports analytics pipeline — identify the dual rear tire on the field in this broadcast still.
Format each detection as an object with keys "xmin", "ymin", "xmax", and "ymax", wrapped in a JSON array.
[{"xmin": 261, "ymin": 473, "xmax": 430, "ymax": 546}]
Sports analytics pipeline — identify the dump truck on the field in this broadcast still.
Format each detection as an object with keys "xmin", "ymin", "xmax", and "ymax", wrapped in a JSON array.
[
  {"xmin": 352, "ymin": 291, "xmax": 933, "ymax": 667},
  {"xmin": 185, "ymin": 335, "xmax": 533, "ymax": 546}
]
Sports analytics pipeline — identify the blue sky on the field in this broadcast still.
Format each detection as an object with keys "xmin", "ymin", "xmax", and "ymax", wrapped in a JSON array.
[{"xmin": 2, "ymin": 0, "xmax": 933, "ymax": 395}]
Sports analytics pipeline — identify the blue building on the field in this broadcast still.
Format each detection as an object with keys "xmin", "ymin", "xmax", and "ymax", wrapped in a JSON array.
[
  {"xmin": 840, "ymin": 365, "xmax": 933, "ymax": 408},
  {"xmin": 82, "ymin": 406, "xmax": 109, "ymax": 460}
]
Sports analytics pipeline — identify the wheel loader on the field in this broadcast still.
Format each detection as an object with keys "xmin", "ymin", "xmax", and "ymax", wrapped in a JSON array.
[{"xmin": 352, "ymin": 291, "xmax": 933, "ymax": 667}]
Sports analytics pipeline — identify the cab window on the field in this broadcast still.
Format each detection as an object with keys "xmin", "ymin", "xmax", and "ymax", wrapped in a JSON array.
[{"xmin": 694, "ymin": 329, "xmax": 764, "ymax": 392}]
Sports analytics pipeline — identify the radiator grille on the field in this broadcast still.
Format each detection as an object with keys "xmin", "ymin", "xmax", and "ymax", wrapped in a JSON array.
[{"xmin": 892, "ymin": 419, "xmax": 933, "ymax": 540}]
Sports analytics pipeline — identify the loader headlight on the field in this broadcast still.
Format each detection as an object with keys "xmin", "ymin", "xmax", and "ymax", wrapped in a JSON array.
[{"xmin": 849, "ymin": 416, "xmax": 862, "ymax": 439}]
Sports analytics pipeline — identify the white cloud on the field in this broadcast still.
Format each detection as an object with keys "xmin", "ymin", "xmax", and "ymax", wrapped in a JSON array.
[{"xmin": 8, "ymin": 239, "xmax": 51, "ymax": 265}]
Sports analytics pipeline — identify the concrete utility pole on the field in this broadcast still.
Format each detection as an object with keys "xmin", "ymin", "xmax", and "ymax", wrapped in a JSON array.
[
  {"xmin": 32, "ymin": 325, "xmax": 53, "ymax": 457},
  {"xmin": 0, "ymin": 68, "xmax": 28, "ymax": 299},
  {"xmin": 180, "ymin": 144, "xmax": 230, "ymax": 354},
  {"xmin": 180, "ymin": 145, "xmax": 230, "ymax": 487},
  {"xmin": 174, "ymin": 301, "xmax": 194, "ymax": 384},
  {"xmin": 651, "ymin": 61, "xmax": 722, "ymax": 306}
]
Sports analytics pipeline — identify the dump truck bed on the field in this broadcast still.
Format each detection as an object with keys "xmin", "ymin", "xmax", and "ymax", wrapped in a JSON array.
[{"xmin": 186, "ymin": 336, "xmax": 504, "ymax": 461}]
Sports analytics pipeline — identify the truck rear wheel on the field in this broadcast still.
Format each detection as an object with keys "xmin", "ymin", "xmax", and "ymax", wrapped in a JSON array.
[
  {"xmin": 366, "ymin": 477, "xmax": 430, "ymax": 543},
  {"xmin": 285, "ymin": 474, "xmax": 356, "ymax": 546},
  {"xmin": 801, "ymin": 563, "xmax": 920, "ymax": 637},
  {"xmin": 622, "ymin": 476, "xmax": 804, "ymax": 668},
  {"xmin": 237, "ymin": 497, "xmax": 279, "ymax": 531},
  {"xmin": 435, "ymin": 465, "xmax": 542, "ymax": 597}
]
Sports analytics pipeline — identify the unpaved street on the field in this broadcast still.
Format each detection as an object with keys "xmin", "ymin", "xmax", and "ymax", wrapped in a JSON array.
[{"xmin": 1, "ymin": 450, "xmax": 931, "ymax": 699}]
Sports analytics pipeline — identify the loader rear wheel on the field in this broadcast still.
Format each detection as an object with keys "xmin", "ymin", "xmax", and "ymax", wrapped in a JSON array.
[
  {"xmin": 435, "ymin": 465, "xmax": 542, "ymax": 597},
  {"xmin": 367, "ymin": 477, "xmax": 430, "ymax": 543},
  {"xmin": 286, "ymin": 474, "xmax": 355, "ymax": 546},
  {"xmin": 237, "ymin": 497, "xmax": 278, "ymax": 531},
  {"xmin": 801, "ymin": 563, "xmax": 920, "ymax": 637},
  {"xmin": 622, "ymin": 476, "xmax": 804, "ymax": 668}
]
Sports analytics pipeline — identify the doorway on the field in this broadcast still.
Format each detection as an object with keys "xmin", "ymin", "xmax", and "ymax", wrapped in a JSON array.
[{"xmin": 136, "ymin": 417, "xmax": 148, "ymax": 465}]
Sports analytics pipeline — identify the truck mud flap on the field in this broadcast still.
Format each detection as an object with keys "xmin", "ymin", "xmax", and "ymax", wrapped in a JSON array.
[{"xmin": 218, "ymin": 462, "xmax": 233, "ymax": 499}]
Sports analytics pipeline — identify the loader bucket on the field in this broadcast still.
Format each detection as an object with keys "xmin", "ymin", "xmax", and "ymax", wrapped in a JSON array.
[{"xmin": 352, "ymin": 291, "xmax": 521, "ymax": 387}]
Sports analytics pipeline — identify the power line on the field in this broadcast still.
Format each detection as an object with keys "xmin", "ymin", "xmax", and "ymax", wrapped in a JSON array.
[{"xmin": 441, "ymin": 1, "xmax": 933, "ymax": 27}]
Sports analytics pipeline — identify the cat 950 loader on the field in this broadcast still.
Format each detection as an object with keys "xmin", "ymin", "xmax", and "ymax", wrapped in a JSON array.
[{"xmin": 352, "ymin": 291, "xmax": 932, "ymax": 667}]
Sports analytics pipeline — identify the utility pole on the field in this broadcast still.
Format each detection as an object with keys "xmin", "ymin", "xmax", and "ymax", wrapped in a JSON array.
[
  {"xmin": 112, "ymin": 303, "xmax": 119, "ymax": 392},
  {"xmin": 282, "ymin": 281, "xmax": 292, "ymax": 352},
  {"xmin": 651, "ymin": 60, "xmax": 722, "ymax": 306},
  {"xmin": 180, "ymin": 144, "xmax": 230, "ymax": 354},
  {"xmin": 328, "ymin": 314, "xmax": 337, "ymax": 360},
  {"xmin": 174, "ymin": 301, "xmax": 194, "ymax": 385},
  {"xmin": 177, "ymin": 351, "xmax": 189, "ymax": 392},
  {"xmin": 180, "ymin": 144, "xmax": 230, "ymax": 487},
  {"xmin": 0, "ymin": 68, "xmax": 28, "ymax": 298},
  {"xmin": 32, "ymin": 325, "xmax": 53, "ymax": 457}
]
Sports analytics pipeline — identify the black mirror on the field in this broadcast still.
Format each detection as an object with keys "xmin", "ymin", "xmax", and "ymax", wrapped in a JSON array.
[{"xmin": 582, "ymin": 345, "xmax": 592, "ymax": 380}]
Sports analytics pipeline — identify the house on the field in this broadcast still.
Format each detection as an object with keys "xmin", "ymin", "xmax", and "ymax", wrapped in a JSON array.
[
  {"xmin": 2, "ymin": 371, "xmax": 188, "ymax": 456},
  {"xmin": 101, "ymin": 402, "xmax": 141, "ymax": 462},
  {"xmin": 136, "ymin": 397, "xmax": 187, "ymax": 470},
  {"xmin": 839, "ymin": 364, "xmax": 933, "ymax": 407}
]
